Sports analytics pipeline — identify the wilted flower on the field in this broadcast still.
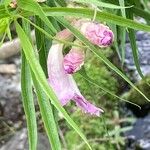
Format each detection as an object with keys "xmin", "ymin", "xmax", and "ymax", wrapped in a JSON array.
[
  {"xmin": 81, "ymin": 22, "xmax": 114, "ymax": 47},
  {"xmin": 63, "ymin": 45, "xmax": 85, "ymax": 74},
  {"xmin": 47, "ymin": 39, "xmax": 103, "ymax": 116}
]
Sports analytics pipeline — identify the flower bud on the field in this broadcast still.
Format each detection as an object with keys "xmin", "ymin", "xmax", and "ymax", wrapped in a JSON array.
[
  {"xmin": 81, "ymin": 22, "xmax": 114, "ymax": 47},
  {"xmin": 63, "ymin": 47, "xmax": 85, "ymax": 74}
]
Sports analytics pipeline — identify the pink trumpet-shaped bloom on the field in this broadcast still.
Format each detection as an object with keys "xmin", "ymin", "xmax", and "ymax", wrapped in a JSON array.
[
  {"xmin": 81, "ymin": 22, "xmax": 114, "ymax": 47},
  {"xmin": 63, "ymin": 48, "xmax": 85, "ymax": 74},
  {"xmin": 47, "ymin": 43, "xmax": 103, "ymax": 116}
]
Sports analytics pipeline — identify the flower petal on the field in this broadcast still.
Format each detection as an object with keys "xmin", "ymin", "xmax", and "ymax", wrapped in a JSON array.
[
  {"xmin": 63, "ymin": 48, "xmax": 85, "ymax": 74},
  {"xmin": 81, "ymin": 22, "xmax": 114, "ymax": 47},
  {"xmin": 73, "ymin": 94, "xmax": 104, "ymax": 116},
  {"xmin": 47, "ymin": 43, "xmax": 74, "ymax": 105},
  {"xmin": 69, "ymin": 76, "xmax": 104, "ymax": 116}
]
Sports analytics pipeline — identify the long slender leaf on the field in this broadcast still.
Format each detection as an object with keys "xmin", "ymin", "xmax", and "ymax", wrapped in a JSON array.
[
  {"xmin": 55, "ymin": 17, "xmax": 150, "ymax": 103},
  {"xmin": 127, "ymin": 11, "xmax": 144, "ymax": 78},
  {"xmin": 35, "ymin": 16, "xmax": 50, "ymax": 75},
  {"xmin": 18, "ymin": 6, "xmax": 150, "ymax": 32},
  {"xmin": 17, "ymin": 0, "xmax": 57, "ymax": 35},
  {"xmin": 31, "ymin": 72, "xmax": 61, "ymax": 150},
  {"xmin": 46, "ymin": 0, "xmax": 61, "ymax": 31},
  {"xmin": 79, "ymin": 68, "xmax": 141, "ymax": 109},
  {"xmin": 118, "ymin": 0, "xmax": 126, "ymax": 65},
  {"xmin": 19, "ymin": 15, "xmax": 85, "ymax": 48},
  {"xmin": 34, "ymin": 13, "xmax": 61, "ymax": 149},
  {"xmin": 119, "ymin": 0, "xmax": 126, "ymax": 17},
  {"xmin": 131, "ymin": 6, "xmax": 150, "ymax": 21},
  {"xmin": 21, "ymin": 19, "xmax": 37, "ymax": 150},
  {"xmin": 73, "ymin": 0, "xmax": 132, "ymax": 9},
  {"xmin": 110, "ymin": 24, "xmax": 121, "ymax": 60},
  {"xmin": 0, "ymin": 5, "xmax": 10, "ymax": 19},
  {"xmin": 41, "ymin": 7, "xmax": 150, "ymax": 32},
  {"xmin": 21, "ymin": 52, "xmax": 37, "ymax": 150},
  {"xmin": 102, "ymin": 6, "xmax": 121, "ymax": 60},
  {"xmin": 15, "ymin": 21, "xmax": 92, "ymax": 150},
  {"xmin": 133, "ymin": 0, "xmax": 142, "ymax": 8}
]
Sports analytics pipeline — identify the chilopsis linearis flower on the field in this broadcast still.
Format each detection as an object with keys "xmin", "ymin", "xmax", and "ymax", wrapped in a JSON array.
[
  {"xmin": 81, "ymin": 22, "xmax": 114, "ymax": 47},
  {"xmin": 47, "ymin": 43, "xmax": 103, "ymax": 116},
  {"xmin": 47, "ymin": 21, "xmax": 114, "ymax": 116}
]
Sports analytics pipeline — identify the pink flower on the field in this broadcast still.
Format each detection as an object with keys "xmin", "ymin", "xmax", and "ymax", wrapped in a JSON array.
[
  {"xmin": 81, "ymin": 22, "xmax": 114, "ymax": 47},
  {"xmin": 63, "ymin": 47, "xmax": 85, "ymax": 74},
  {"xmin": 47, "ymin": 42, "xmax": 103, "ymax": 116}
]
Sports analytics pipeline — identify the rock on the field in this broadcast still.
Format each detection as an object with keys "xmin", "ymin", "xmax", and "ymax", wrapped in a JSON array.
[
  {"xmin": 0, "ymin": 128, "xmax": 51, "ymax": 150},
  {"xmin": 0, "ymin": 67, "xmax": 22, "ymax": 122},
  {"xmin": 125, "ymin": 30, "xmax": 150, "ymax": 81},
  {"xmin": 125, "ymin": 114, "xmax": 150, "ymax": 150},
  {"xmin": 0, "ymin": 64, "xmax": 17, "ymax": 74},
  {"xmin": 0, "ymin": 56, "xmax": 23, "ymax": 145},
  {"xmin": 0, "ymin": 31, "xmax": 35, "ymax": 60}
]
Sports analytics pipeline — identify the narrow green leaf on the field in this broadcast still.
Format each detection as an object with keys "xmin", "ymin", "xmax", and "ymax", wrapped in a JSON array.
[
  {"xmin": 103, "ymin": 8, "xmax": 121, "ymax": 60},
  {"xmin": 0, "ymin": 18, "xmax": 9, "ymax": 35},
  {"xmin": 73, "ymin": 0, "xmax": 132, "ymax": 9},
  {"xmin": 118, "ymin": 0, "xmax": 126, "ymax": 65},
  {"xmin": 46, "ymin": 0, "xmax": 61, "ymax": 31},
  {"xmin": 127, "ymin": 11, "xmax": 144, "ymax": 78},
  {"xmin": 34, "ymin": 13, "xmax": 61, "ymax": 149},
  {"xmin": 21, "ymin": 19, "xmax": 37, "ymax": 150},
  {"xmin": 15, "ymin": 21, "xmax": 92, "ymax": 150},
  {"xmin": 6, "ymin": 24, "xmax": 12, "ymax": 41},
  {"xmin": 35, "ymin": 16, "xmax": 50, "ymax": 75},
  {"xmin": 142, "ymin": 0, "xmax": 150, "ymax": 11},
  {"xmin": 21, "ymin": 52, "xmax": 37, "ymax": 150},
  {"xmin": 17, "ymin": 0, "xmax": 57, "ymax": 35},
  {"xmin": 0, "ymin": 6, "xmax": 10, "ymax": 19},
  {"xmin": 19, "ymin": 6, "xmax": 150, "ymax": 32},
  {"xmin": 41, "ymin": 7, "xmax": 150, "ymax": 32},
  {"xmin": 0, "ymin": 32, "xmax": 6, "ymax": 47},
  {"xmin": 19, "ymin": 15, "xmax": 85, "ymax": 48},
  {"xmin": 128, "ymin": 29, "xmax": 144, "ymax": 78},
  {"xmin": 55, "ymin": 17, "xmax": 150, "ymax": 103},
  {"xmin": 79, "ymin": 68, "xmax": 141, "ymax": 109},
  {"xmin": 31, "ymin": 72, "xmax": 61, "ymax": 150},
  {"xmin": 133, "ymin": 0, "xmax": 142, "ymax": 8},
  {"xmin": 119, "ymin": 0, "xmax": 126, "ymax": 17},
  {"xmin": 131, "ymin": 6, "xmax": 150, "ymax": 21}
]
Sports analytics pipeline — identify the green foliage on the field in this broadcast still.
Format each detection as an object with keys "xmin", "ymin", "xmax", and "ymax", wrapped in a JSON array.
[
  {"xmin": 74, "ymin": 49, "xmax": 118, "ymax": 104},
  {"xmin": 21, "ymin": 21, "xmax": 37, "ymax": 150},
  {"xmin": 123, "ymin": 76, "xmax": 150, "ymax": 105},
  {"xmin": 0, "ymin": 0, "xmax": 150, "ymax": 149},
  {"xmin": 56, "ymin": 17, "xmax": 150, "ymax": 103},
  {"xmin": 0, "ymin": 18, "xmax": 9, "ymax": 35},
  {"xmin": 63, "ymin": 50, "xmax": 129, "ymax": 150},
  {"xmin": 15, "ymin": 20, "xmax": 91, "ymax": 150}
]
